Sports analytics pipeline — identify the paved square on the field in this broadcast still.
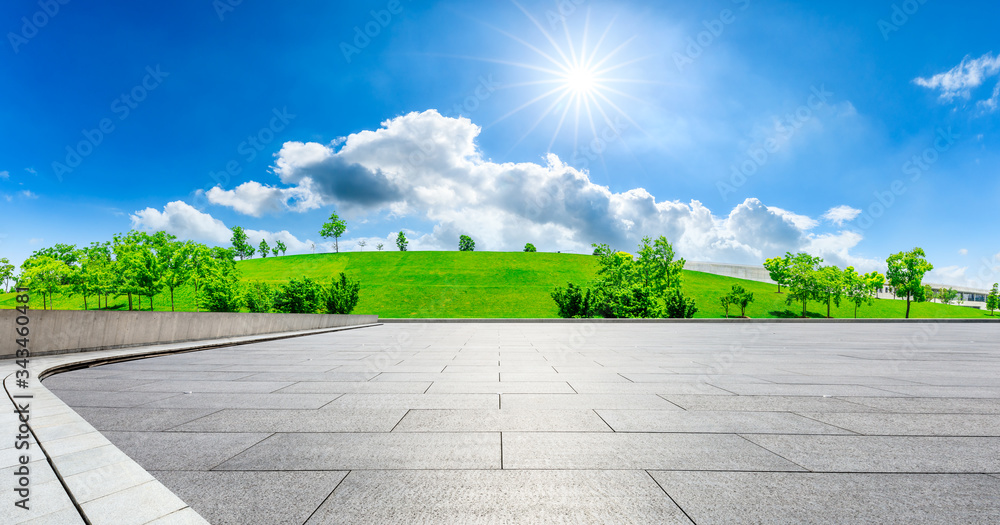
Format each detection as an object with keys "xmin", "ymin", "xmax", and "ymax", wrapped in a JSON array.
[{"xmin": 44, "ymin": 322, "xmax": 1000, "ymax": 523}]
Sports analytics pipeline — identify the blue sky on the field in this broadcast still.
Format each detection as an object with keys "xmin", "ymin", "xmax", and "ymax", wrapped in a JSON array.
[{"xmin": 2, "ymin": 0, "xmax": 998, "ymax": 287}]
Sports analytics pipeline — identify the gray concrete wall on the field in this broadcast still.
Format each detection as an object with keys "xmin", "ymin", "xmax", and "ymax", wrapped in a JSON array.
[
  {"xmin": 685, "ymin": 261, "xmax": 777, "ymax": 285},
  {"xmin": 0, "ymin": 310, "xmax": 377, "ymax": 359}
]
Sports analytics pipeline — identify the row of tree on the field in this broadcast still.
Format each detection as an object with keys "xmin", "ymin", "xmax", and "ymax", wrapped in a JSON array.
[
  {"xmin": 16, "ymin": 231, "xmax": 240, "ymax": 311},
  {"xmin": 763, "ymin": 247, "xmax": 935, "ymax": 318},
  {"xmin": 552, "ymin": 236, "xmax": 698, "ymax": 319},
  {"xmin": 212, "ymin": 274, "xmax": 360, "ymax": 314}
]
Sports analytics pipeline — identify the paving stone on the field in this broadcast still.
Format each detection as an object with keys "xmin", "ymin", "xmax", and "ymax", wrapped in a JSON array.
[
  {"xmin": 662, "ymin": 394, "xmax": 882, "ymax": 412},
  {"xmin": 100, "ymin": 432, "xmax": 270, "ymax": 471},
  {"xmin": 502, "ymin": 432, "xmax": 803, "ymax": 470},
  {"xmin": 797, "ymin": 412, "xmax": 1000, "ymax": 436},
  {"xmin": 125, "ymin": 380, "xmax": 294, "ymax": 393},
  {"xmin": 172, "ymin": 408, "xmax": 407, "ymax": 432},
  {"xmin": 63, "ymin": 459, "xmax": 156, "ymax": 504},
  {"xmin": 649, "ymin": 471, "xmax": 1000, "ymax": 524},
  {"xmin": 70, "ymin": 408, "xmax": 220, "ymax": 432},
  {"xmin": 844, "ymin": 397, "xmax": 1000, "ymax": 413},
  {"xmin": 425, "ymin": 381, "xmax": 574, "ymax": 394},
  {"xmin": 323, "ymin": 393, "xmax": 499, "ymax": 410},
  {"xmin": 138, "ymin": 392, "xmax": 342, "ymax": 410},
  {"xmin": 393, "ymin": 409, "xmax": 612, "ymax": 432},
  {"xmin": 274, "ymin": 381, "xmax": 432, "ymax": 394},
  {"xmin": 80, "ymin": 480, "xmax": 188, "ymax": 525},
  {"xmin": 152, "ymin": 470, "xmax": 347, "ymax": 525},
  {"xmin": 500, "ymin": 393, "xmax": 682, "ymax": 410},
  {"xmin": 568, "ymin": 381, "xmax": 734, "ymax": 395},
  {"xmin": 215, "ymin": 432, "xmax": 501, "ymax": 470},
  {"xmin": 743, "ymin": 435, "xmax": 1000, "ymax": 472},
  {"xmin": 47, "ymin": 390, "xmax": 183, "ymax": 408},
  {"xmin": 306, "ymin": 470, "xmax": 690, "ymax": 524},
  {"xmin": 597, "ymin": 410, "xmax": 853, "ymax": 434}
]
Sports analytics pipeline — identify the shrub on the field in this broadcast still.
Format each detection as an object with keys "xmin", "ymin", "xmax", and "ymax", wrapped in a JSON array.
[
  {"xmin": 523, "ymin": 243, "xmax": 537, "ymax": 252},
  {"xmin": 551, "ymin": 282, "xmax": 593, "ymax": 318},
  {"xmin": 324, "ymin": 272, "xmax": 361, "ymax": 314},
  {"xmin": 664, "ymin": 288, "xmax": 698, "ymax": 318},
  {"xmin": 245, "ymin": 281, "xmax": 274, "ymax": 313},
  {"xmin": 198, "ymin": 271, "xmax": 244, "ymax": 312},
  {"xmin": 459, "ymin": 235, "xmax": 475, "ymax": 252},
  {"xmin": 274, "ymin": 277, "xmax": 322, "ymax": 313}
]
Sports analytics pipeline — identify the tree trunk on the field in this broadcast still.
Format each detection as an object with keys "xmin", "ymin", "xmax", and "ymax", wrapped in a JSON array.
[
  {"xmin": 827, "ymin": 300, "xmax": 831, "ymax": 318},
  {"xmin": 83, "ymin": 295, "xmax": 88, "ymax": 310},
  {"xmin": 854, "ymin": 303, "xmax": 858, "ymax": 319},
  {"xmin": 170, "ymin": 288, "xmax": 175, "ymax": 312},
  {"xmin": 43, "ymin": 293, "xmax": 47, "ymax": 310},
  {"xmin": 777, "ymin": 283, "xmax": 781, "ymax": 293},
  {"xmin": 801, "ymin": 300, "xmax": 807, "ymax": 318},
  {"xmin": 905, "ymin": 293, "xmax": 911, "ymax": 319},
  {"xmin": 128, "ymin": 293, "xmax": 133, "ymax": 311}
]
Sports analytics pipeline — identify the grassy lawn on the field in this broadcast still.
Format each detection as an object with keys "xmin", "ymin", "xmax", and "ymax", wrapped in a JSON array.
[{"xmin": 1, "ymin": 251, "xmax": 994, "ymax": 319}]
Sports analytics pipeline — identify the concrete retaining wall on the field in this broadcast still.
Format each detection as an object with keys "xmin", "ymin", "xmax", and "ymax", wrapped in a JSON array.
[
  {"xmin": 686, "ymin": 261, "xmax": 776, "ymax": 284},
  {"xmin": 0, "ymin": 310, "xmax": 378, "ymax": 359}
]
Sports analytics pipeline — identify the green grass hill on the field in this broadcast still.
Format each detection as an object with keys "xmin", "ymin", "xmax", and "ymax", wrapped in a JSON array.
[{"xmin": 1, "ymin": 251, "xmax": 994, "ymax": 319}]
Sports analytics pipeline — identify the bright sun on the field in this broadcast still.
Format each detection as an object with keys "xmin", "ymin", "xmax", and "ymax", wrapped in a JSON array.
[{"xmin": 479, "ymin": 4, "xmax": 650, "ymax": 157}]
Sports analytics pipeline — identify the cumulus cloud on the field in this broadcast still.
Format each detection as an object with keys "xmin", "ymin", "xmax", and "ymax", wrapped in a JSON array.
[
  {"xmin": 130, "ymin": 200, "xmax": 317, "ymax": 253},
  {"xmin": 131, "ymin": 201, "xmax": 232, "ymax": 243},
  {"xmin": 202, "ymin": 109, "xmax": 873, "ymax": 264},
  {"xmin": 959, "ymin": 248, "xmax": 969, "ymax": 256},
  {"xmin": 0, "ymin": 170, "xmax": 9, "ymax": 180},
  {"xmin": 914, "ymin": 52, "xmax": 1000, "ymax": 111},
  {"xmin": 821, "ymin": 205, "xmax": 862, "ymax": 226},
  {"xmin": 927, "ymin": 265, "xmax": 968, "ymax": 284}
]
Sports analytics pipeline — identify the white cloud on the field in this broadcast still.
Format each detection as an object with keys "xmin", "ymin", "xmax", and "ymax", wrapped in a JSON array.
[
  {"xmin": 927, "ymin": 265, "xmax": 968, "ymax": 284},
  {"xmin": 204, "ymin": 181, "xmax": 321, "ymax": 217},
  {"xmin": 24, "ymin": 167, "xmax": 36, "ymax": 175},
  {"xmin": 19, "ymin": 190, "xmax": 37, "ymax": 199},
  {"xmin": 821, "ymin": 205, "xmax": 862, "ymax": 226},
  {"xmin": 131, "ymin": 201, "xmax": 232, "ymax": 243},
  {"xmin": 130, "ymin": 200, "xmax": 316, "ymax": 253},
  {"xmin": 204, "ymin": 110, "xmax": 871, "ymax": 264},
  {"xmin": 914, "ymin": 53, "xmax": 1000, "ymax": 111},
  {"xmin": 959, "ymin": 248, "xmax": 969, "ymax": 256},
  {"xmin": 0, "ymin": 171, "xmax": 9, "ymax": 180}
]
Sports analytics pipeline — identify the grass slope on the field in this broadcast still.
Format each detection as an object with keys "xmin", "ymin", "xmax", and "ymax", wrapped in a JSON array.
[{"xmin": 1, "ymin": 251, "xmax": 994, "ymax": 319}]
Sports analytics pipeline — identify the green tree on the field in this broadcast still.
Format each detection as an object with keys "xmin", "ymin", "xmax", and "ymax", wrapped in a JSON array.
[
  {"xmin": 935, "ymin": 287, "xmax": 959, "ymax": 305},
  {"xmin": 523, "ymin": 243, "xmax": 537, "ymax": 252},
  {"xmin": 785, "ymin": 252, "xmax": 823, "ymax": 318},
  {"xmin": 635, "ymin": 236, "xmax": 685, "ymax": 292},
  {"xmin": 815, "ymin": 265, "xmax": 844, "ymax": 318},
  {"xmin": 320, "ymin": 211, "xmax": 347, "ymax": 253},
  {"xmin": 198, "ymin": 264, "xmax": 244, "ymax": 312},
  {"xmin": 259, "ymin": 239, "xmax": 270, "ymax": 258},
  {"xmin": 719, "ymin": 294, "xmax": 732, "ymax": 318},
  {"xmin": 987, "ymin": 283, "xmax": 999, "ymax": 316},
  {"xmin": 843, "ymin": 267, "xmax": 884, "ymax": 319},
  {"xmin": 245, "ymin": 281, "xmax": 275, "ymax": 313},
  {"xmin": 459, "ymin": 235, "xmax": 475, "ymax": 251},
  {"xmin": 357, "ymin": 240, "xmax": 367, "ymax": 251},
  {"xmin": 376, "ymin": 243, "xmax": 384, "ymax": 251},
  {"xmin": 551, "ymin": 283, "xmax": 593, "ymax": 318},
  {"xmin": 396, "ymin": 231, "xmax": 408, "ymax": 251},
  {"xmin": 0, "ymin": 258, "xmax": 14, "ymax": 292},
  {"xmin": 886, "ymin": 247, "xmax": 934, "ymax": 319},
  {"xmin": 21, "ymin": 256, "xmax": 69, "ymax": 309},
  {"xmin": 230, "ymin": 226, "xmax": 254, "ymax": 260},
  {"xmin": 323, "ymin": 272, "xmax": 361, "ymax": 314},
  {"xmin": 727, "ymin": 285, "xmax": 755, "ymax": 317},
  {"xmin": 271, "ymin": 246, "xmax": 279, "ymax": 257},
  {"xmin": 274, "ymin": 278, "xmax": 323, "ymax": 313},
  {"xmin": 763, "ymin": 254, "xmax": 792, "ymax": 293},
  {"xmin": 159, "ymin": 240, "xmax": 192, "ymax": 312},
  {"xmin": 275, "ymin": 240, "xmax": 287, "ymax": 256}
]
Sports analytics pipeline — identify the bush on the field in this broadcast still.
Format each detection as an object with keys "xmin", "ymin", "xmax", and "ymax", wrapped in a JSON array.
[
  {"xmin": 459, "ymin": 235, "xmax": 475, "ymax": 252},
  {"xmin": 523, "ymin": 243, "xmax": 537, "ymax": 252},
  {"xmin": 274, "ymin": 277, "xmax": 322, "ymax": 313},
  {"xmin": 551, "ymin": 283, "xmax": 593, "ymax": 318},
  {"xmin": 198, "ymin": 272, "xmax": 244, "ymax": 312},
  {"xmin": 245, "ymin": 281, "xmax": 274, "ymax": 313},
  {"xmin": 664, "ymin": 288, "xmax": 698, "ymax": 318},
  {"xmin": 324, "ymin": 272, "xmax": 361, "ymax": 314}
]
